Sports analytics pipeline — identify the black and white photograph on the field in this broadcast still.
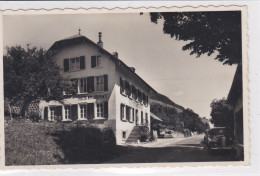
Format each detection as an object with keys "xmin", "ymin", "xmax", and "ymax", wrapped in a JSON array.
[{"xmin": 2, "ymin": 7, "xmax": 248, "ymax": 167}]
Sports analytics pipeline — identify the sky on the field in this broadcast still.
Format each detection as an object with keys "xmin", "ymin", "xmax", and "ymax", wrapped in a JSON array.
[{"xmin": 3, "ymin": 13, "xmax": 237, "ymax": 119}]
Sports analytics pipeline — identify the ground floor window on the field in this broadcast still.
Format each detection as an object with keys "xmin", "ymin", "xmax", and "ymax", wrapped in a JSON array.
[
  {"xmin": 50, "ymin": 107, "xmax": 55, "ymax": 120},
  {"xmin": 122, "ymin": 131, "xmax": 126, "ymax": 139},
  {"xmin": 136, "ymin": 109, "xmax": 139, "ymax": 125},
  {"xmin": 80, "ymin": 104, "xmax": 87, "ymax": 118},
  {"xmin": 97, "ymin": 103, "xmax": 104, "ymax": 118},
  {"xmin": 131, "ymin": 108, "xmax": 135, "ymax": 122},
  {"xmin": 121, "ymin": 104, "xmax": 125, "ymax": 120},
  {"xmin": 64, "ymin": 106, "xmax": 70, "ymax": 120},
  {"xmin": 126, "ymin": 106, "xmax": 130, "ymax": 121},
  {"xmin": 141, "ymin": 111, "xmax": 144, "ymax": 124},
  {"xmin": 145, "ymin": 112, "xmax": 148, "ymax": 124}
]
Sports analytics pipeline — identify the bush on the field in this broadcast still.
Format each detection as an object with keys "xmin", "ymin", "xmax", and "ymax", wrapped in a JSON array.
[
  {"xmin": 26, "ymin": 111, "xmax": 41, "ymax": 122},
  {"xmin": 5, "ymin": 120, "xmax": 118, "ymax": 165},
  {"xmin": 138, "ymin": 126, "xmax": 150, "ymax": 142}
]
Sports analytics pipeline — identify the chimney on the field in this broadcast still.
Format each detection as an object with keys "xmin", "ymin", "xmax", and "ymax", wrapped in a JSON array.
[
  {"xmin": 113, "ymin": 52, "xmax": 118, "ymax": 58},
  {"xmin": 97, "ymin": 32, "xmax": 103, "ymax": 48},
  {"xmin": 129, "ymin": 67, "xmax": 135, "ymax": 72}
]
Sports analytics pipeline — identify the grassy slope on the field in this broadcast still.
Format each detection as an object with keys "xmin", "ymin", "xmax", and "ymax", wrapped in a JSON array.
[
  {"xmin": 5, "ymin": 120, "xmax": 65, "ymax": 165},
  {"xmin": 5, "ymin": 119, "xmax": 118, "ymax": 165}
]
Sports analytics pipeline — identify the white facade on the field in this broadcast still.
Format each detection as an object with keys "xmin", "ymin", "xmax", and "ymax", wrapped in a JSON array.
[{"xmin": 39, "ymin": 34, "xmax": 153, "ymax": 144}]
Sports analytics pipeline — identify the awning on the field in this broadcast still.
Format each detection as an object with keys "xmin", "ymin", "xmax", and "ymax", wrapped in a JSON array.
[{"xmin": 150, "ymin": 112, "xmax": 163, "ymax": 122}]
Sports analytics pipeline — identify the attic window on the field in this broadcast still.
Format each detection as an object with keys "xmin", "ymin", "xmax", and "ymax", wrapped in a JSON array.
[{"xmin": 64, "ymin": 56, "xmax": 85, "ymax": 72}]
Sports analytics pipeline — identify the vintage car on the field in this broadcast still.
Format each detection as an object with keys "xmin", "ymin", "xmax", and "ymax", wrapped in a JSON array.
[{"xmin": 204, "ymin": 127, "xmax": 232, "ymax": 151}]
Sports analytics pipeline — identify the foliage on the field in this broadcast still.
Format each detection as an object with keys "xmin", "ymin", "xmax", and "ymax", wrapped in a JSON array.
[
  {"xmin": 4, "ymin": 45, "xmax": 73, "ymax": 116},
  {"xmin": 210, "ymin": 98, "xmax": 234, "ymax": 137},
  {"xmin": 151, "ymin": 103, "xmax": 209, "ymax": 134},
  {"xmin": 5, "ymin": 120, "xmax": 118, "ymax": 165},
  {"xmin": 26, "ymin": 111, "xmax": 41, "ymax": 122},
  {"xmin": 138, "ymin": 126, "xmax": 150, "ymax": 142},
  {"xmin": 150, "ymin": 11, "xmax": 242, "ymax": 65}
]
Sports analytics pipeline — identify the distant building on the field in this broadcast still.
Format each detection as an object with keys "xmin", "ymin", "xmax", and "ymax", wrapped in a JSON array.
[
  {"xmin": 39, "ymin": 32, "xmax": 157, "ymax": 144},
  {"xmin": 227, "ymin": 64, "xmax": 243, "ymax": 159}
]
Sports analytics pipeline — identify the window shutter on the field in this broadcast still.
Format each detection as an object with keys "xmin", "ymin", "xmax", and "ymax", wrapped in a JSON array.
[
  {"xmin": 91, "ymin": 56, "xmax": 96, "ymax": 68},
  {"xmin": 80, "ymin": 56, "xmax": 85, "ymax": 69},
  {"xmin": 129, "ymin": 84, "xmax": 132, "ymax": 97},
  {"xmin": 120, "ymin": 77, "xmax": 123, "ymax": 93},
  {"xmin": 56, "ymin": 106, "xmax": 62, "ymax": 119},
  {"xmin": 132, "ymin": 108, "xmax": 135, "ymax": 122},
  {"xmin": 44, "ymin": 107, "xmax": 48, "ymax": 120},
  {"xmin": 64, "ymin": 59, "xmax": 69, "ymax": 72},
  {"xmin": 71, "ymin": 105, "xmax": 78, "ymax": 121},
  {"xmin": 87, "ymin": 76, "xmax": 94, "ymax": 93},
  {"xmin": 104, "ymin": 101, "xmax": 108, "ymax": 119},
  {"xmin": 104, "ymin": 75, "xmax": 108, "ymax": 91},
  {"xmin": 120, "ymin": 104, "xmax": 123, "ymax": 120},
  {"xmin": 87, "ymin": 103, "xmax": 94, "ymax": 119}
]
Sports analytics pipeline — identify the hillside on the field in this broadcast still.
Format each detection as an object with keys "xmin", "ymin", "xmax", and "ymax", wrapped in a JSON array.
[{"xmin": 150, "ymin": 92, "xmax": 185, "ymax": 113}]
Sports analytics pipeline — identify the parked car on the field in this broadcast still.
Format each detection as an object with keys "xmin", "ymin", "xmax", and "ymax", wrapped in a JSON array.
[{"xmin": 204, "ymin": 127, "xmax": 233, "ymax": 151}]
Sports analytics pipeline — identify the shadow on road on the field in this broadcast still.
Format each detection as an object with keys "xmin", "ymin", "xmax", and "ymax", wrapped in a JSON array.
[{"xmin": 105, "ymin": 144, "xmax": 237, "ymax": 163}]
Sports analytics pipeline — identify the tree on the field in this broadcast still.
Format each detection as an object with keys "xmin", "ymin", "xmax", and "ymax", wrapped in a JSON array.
[
  {"xmin": 210, "ymin": 98, "xmax": 234, "ymax": 137},
  {"xmin": 4, "ymin": 45, "xmax": 73, "ymax": 117},
  {"xmin": 150, "ymin": 11, "xmax": 241, "ymax": 65}
]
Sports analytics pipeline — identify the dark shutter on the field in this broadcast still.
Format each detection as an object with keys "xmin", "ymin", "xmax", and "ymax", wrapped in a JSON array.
[
  {"xmin": 120, "ymin": 104, "xmax": 124, "ymax": 120},
  {"xmin": 120, "ymin": 77, "xmax": 123, "ymax": 93},
  {"xmin": 91, "ymin": 56, "xmax": 96, "ymax": 68},
  {"xmin": 104, "ymin": 75, "xmax": 108, "ymax": 91},
  {"xmin": 141, "ymin": 111, "xmax": 143, "ymax": 124},
  {"xmin": 132, "ymin": 108, "xmax": 135, "ymax": 122},
  {"xmin": 87, "ymin": 76, "xmax": 94, "ymax": 93},
  {"xmin": 87, "ymin": 103, "xmax": 94, "ymax": 119},
  {"xmin": 129, "ymin": 84, "xmax": 132, "ymax": 97},
  {"xmin": 44, "ymin": 107, "xmax": 48, "ymax": 120},
  {"xmin": 80, "ymin": 56, "xmax": 85, "ymax": 69},
  {"xmin": 56, "ymin": 106, "xmax": 62, "ymax": 120},
  {"xmin": 64, "ymin": 59, "xmax": 69, "ymax": 72},
  {"xmin": 104, "ymin": 101, "xmax": 108, "ymax": 119},
  {"xmin": 71, "ymin": 105, "xmax": 78, "ymax": 121},
  {"xmin": 136, "ymin": 109, "xmax": 138, "ymax": 125}
]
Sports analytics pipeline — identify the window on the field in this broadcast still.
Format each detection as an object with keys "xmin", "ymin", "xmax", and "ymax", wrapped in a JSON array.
[
  {"xmin": 126, "ymin": 106, "xmax": 130, "ymax": 121},
  {"xmin": 145, "ymin": 113, "xmax": 148, "ymax": 124},
  {"xmin": 97, "ymin": 56, "xmax": 101, "ymax": 67},
  {"xmin": 80, "ymin": 104, "xmax": 87, "ymax": 118},
  {"xmin": 141, "ymin": 111, "xmax": 144, "ymax": 124},
  {"xmin": 121, "ymin": 104, "xmax": 125, "ymax": 121},
  {"xmin": 91, "ymin": 55, "xmax": 102, "ymax": 68},
  {"xmin": 70, "ymin": 57, "xmax": 80, "ymax": 71},
  {"xmin": 96, "ymin": 76, "xmax": 104, "ymax": 92},
  {"xmin": 131, "ymin": 108, "xmax": 135, "ymax": 122},
  {"xmin": 64, "ymin": 106, "xmax": 70, "ymax": 120},
  {"xmin": 64, "ymin": 56, "xmax": 85, "ymax": 72},
  {"xmin": 136, "ymin": 109, "xmax": 139, "ymax": 125},
  {"xmin": 122, "ymin": 131, "xmax": 126, "ymax": 139},
  {"xmin": 50, "ymin": 107, "xmax": 55, "ymax": 120},
  {"xmin": 120, "ymin": 77, "xmax": 125, "ymax": 94},
  {"xmin": 97, "ymin": 103, "xmax": 104, "ymax": 118},
  {"xmin": 79, "ymin": 78, "xmax": 87, "ymax": 93}
]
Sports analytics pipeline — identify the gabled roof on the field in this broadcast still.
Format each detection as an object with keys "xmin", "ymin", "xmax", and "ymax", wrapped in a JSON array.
[{"xmin": 48, "ymin": 34, "xmax": 157, "ymax": 94}]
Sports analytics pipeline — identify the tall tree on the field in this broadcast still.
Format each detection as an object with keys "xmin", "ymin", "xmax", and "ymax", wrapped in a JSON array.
[
  {"xmin": 4, "ymin": 45, "xmax": 73, "ymax": 117},
  {"xmin": 150, "ymin": 11, "xmax": 241, "ymax": 65},
  {"xmin": 210, "ymin": 98, "xmax": 234, "ymax": 136}
]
